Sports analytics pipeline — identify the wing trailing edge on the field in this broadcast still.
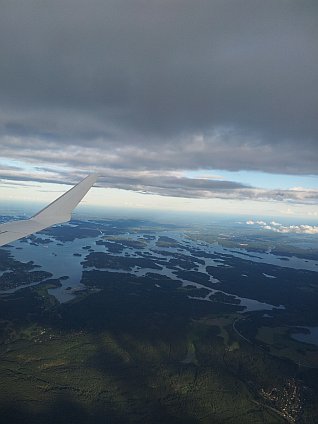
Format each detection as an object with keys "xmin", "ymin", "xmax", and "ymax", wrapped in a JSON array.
[{"xmin": 0, "ymin": 174, "xmax": 98, "ymax": 247}]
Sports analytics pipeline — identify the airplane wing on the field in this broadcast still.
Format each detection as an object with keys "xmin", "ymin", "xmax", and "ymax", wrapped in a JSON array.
[{"xmin": 0, "ymin": 174, "xmax": 98, "ymax": 247}]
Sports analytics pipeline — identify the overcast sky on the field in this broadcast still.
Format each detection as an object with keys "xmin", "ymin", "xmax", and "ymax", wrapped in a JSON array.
[{"xmin": 0, "ymin": 0, "xmax": 317, "ymax": 218}]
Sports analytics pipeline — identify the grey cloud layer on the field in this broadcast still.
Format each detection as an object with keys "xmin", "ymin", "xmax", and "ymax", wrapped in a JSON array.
[
  {"xmin": 0, "ymin": 0, "xmax": 317, "ymax": 196},
  {"xmin": 1, "ymin": 166, "xmax": 318, "ymax": 205}
]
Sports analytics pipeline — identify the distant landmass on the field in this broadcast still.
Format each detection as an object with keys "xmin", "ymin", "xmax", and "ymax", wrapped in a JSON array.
[{"xmin": 0, "ymin": 216, "xmax": 318, "ymax": 423}]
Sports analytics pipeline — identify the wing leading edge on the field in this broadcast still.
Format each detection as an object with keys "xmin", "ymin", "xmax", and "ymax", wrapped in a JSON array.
[{"xmin": 0, "ymin": 174, "xmax": 98, "ymax": 247}]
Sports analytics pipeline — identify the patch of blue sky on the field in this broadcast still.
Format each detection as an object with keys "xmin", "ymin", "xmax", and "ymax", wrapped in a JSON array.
[
  {"xmin": 186, "ymin": 170, "xmax": 318, "ymax": 190},
  {"xmin": 0, "ymin": 158, "xmax": 35, "ymax": 172},
  {"xmin": 0, "ymin": 158, "xmax": 71, "ymax": 175}
]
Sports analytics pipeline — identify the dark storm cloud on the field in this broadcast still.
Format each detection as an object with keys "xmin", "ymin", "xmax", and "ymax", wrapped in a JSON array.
[{"xmin": 0, "ymin": 0, "xmax": 317, "ymax": 192}]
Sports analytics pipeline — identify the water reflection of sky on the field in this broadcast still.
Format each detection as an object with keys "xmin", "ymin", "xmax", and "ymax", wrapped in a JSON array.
[{"xmin": 1, "ymin": 221, "xmax": 317, "ymax": 311}]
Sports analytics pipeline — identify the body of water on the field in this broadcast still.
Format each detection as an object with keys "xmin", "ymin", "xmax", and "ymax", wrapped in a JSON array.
[
  {"xmin": 292, "ymin": 327, "xmax": 318, "ymax": 347},
  {"xmin": 1, "ymin": 221, "xmax": 317, "ymax": 312}
]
